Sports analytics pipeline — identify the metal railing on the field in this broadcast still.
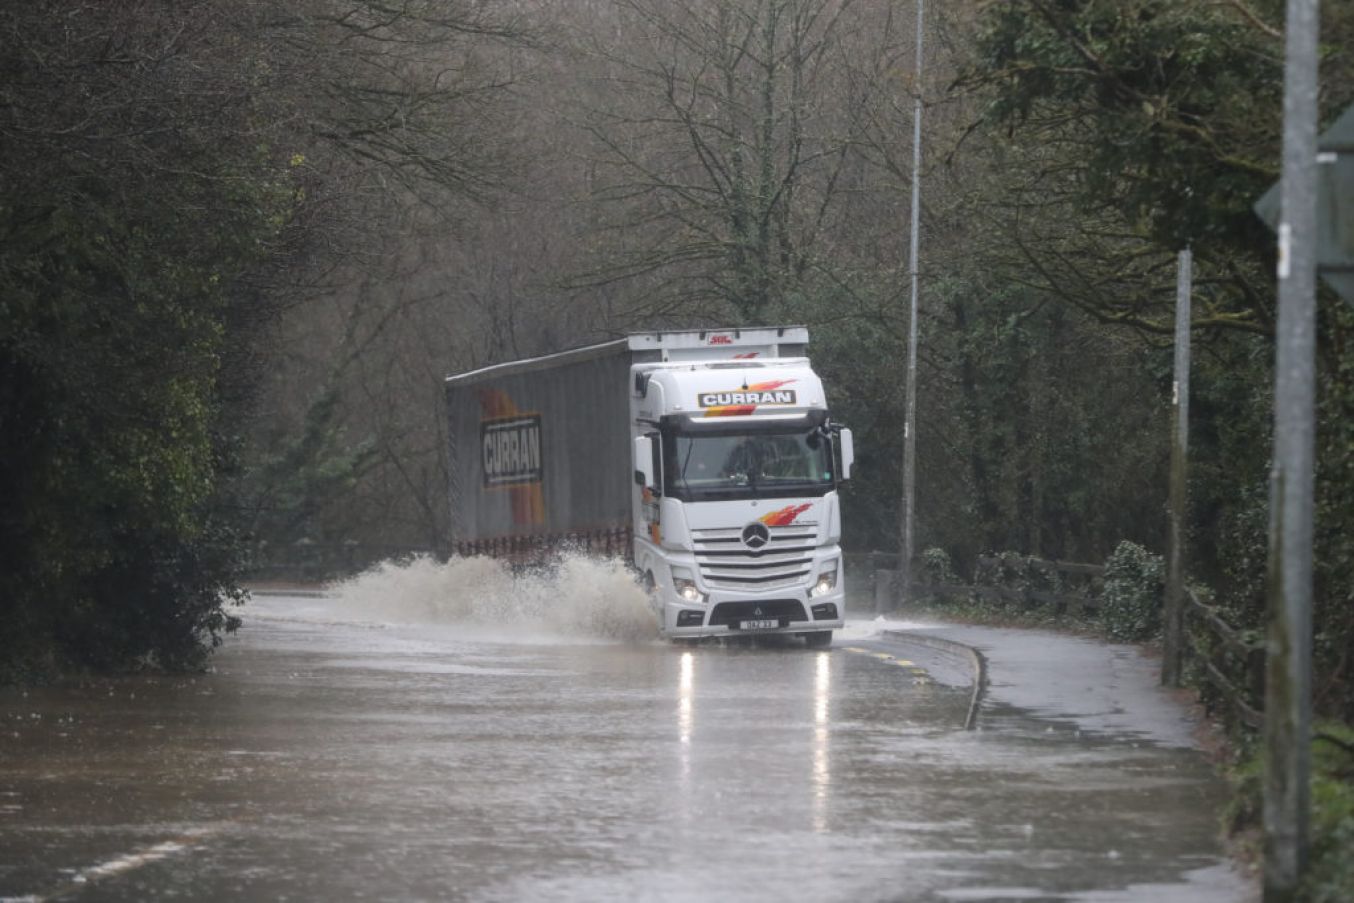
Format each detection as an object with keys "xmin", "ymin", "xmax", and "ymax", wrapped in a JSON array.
[
  {"xmin": 860, "ymin": 552, "xmax": 1106, "ymax": 615},
  {"xmin": 249, "ymin": 527, "xmax": 636, "ymax": 582},
  {"xmin": 453, "ymin": 527, "xmax": 633, "ymax": 562}
]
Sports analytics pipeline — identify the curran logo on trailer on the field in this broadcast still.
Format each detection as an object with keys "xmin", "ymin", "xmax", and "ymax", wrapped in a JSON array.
[{"xmin": 482, "ymin": 415, "xmax": 543, "ymax": 487}]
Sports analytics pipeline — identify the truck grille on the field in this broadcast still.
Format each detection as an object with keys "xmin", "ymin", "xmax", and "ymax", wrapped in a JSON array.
[{"xmin": 691, "ymin": 524, "xmax": 817, "ymax": 590}]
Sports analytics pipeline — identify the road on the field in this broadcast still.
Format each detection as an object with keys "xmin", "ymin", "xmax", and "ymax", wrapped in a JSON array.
[{"xmin": 0, "ymin": 557, "xmax": 1254, "ymax": 901}]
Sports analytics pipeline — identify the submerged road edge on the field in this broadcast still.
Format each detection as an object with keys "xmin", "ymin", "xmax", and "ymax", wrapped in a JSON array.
[{"xmin": 881, "ymin": 630, "xmax": 988, "ymax": 730}]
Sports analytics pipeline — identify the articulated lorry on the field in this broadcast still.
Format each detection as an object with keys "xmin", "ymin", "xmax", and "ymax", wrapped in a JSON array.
[{"xmin": 444, "ymin": 326, "xmax": 855, "ymax": 644}]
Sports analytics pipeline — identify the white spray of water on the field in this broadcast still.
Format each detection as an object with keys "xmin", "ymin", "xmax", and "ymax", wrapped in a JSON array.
[{"xmin": 326, "ymin": 553, "xmax": 660, "ymax": 644}]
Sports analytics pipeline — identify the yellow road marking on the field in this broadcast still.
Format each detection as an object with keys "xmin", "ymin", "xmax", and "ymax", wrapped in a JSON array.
[{"xmin": 842, "ymin": 646, "xmax": 932, "ymax": 683}]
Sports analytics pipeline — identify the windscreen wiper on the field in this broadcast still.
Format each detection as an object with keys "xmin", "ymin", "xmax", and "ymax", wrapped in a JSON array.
[{"xmin": 678, "ymin": 439, "xmax": 695, "ymax": 494}]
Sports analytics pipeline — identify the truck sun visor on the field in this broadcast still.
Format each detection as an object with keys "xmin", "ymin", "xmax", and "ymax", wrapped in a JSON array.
[{"xmin": 660, "ymin": 409, "xmax": 827, "ymax": 434}]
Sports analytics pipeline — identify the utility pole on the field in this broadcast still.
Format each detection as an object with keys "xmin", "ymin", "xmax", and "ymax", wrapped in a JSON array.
[
  {"xmin": 900, "ymin": 0, "xmax": 924, "ymax": 600},
  {"xmin": 1163, "ymin": 249, "xmax": 1192, "ymax": 688},
  {"xmin": 1264, "ymin": 1, "xmax": 1320, "ymax": 899}
]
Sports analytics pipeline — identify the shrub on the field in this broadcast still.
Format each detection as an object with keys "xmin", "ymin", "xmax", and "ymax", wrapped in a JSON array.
[
  {"xmin": 1100, "ymin": 540, "xmax": 1164, "ymax": 642},
  {"xmin": 919, "ymin": 547, "xmax": 960, "ymax": 585}
]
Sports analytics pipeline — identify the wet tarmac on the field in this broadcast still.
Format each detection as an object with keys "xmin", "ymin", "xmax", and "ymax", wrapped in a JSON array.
[{"xmin": 0, "ymin": 566, "xmax": 1255, "ymax": 901}]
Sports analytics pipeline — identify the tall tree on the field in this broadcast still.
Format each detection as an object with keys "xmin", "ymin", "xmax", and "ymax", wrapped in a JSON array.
[{"xmin": 571, "ymin": 0, "xmax": 910, "ymax": 323}]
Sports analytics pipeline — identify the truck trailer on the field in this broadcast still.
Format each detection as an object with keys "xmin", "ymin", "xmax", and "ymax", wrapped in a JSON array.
[{"xmin": 444, "ymin": 326, "xmax": 855, "ymax": 644}]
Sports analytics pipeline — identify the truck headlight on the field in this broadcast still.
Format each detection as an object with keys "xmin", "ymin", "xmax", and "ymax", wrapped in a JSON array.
[
  {"xmin": 671, "ymin": 566, "xmax": 706, "ymax": 604},
  {"xmin": 810, "ymin": 567, "xmax": 838, "ymax": 598}
]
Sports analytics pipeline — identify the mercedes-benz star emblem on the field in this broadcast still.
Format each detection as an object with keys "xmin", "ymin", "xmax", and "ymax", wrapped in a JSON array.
[{"xmin": 741, "ymin": 522, "xmax": 770, "ymax": 550}]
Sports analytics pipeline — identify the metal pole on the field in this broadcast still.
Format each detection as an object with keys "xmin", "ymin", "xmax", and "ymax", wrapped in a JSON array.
[
  {"xmin": 1264, "ymin": 1, "xmax": 1319, "ymax": 899},
  {"xmin": 1163, "ymin": 249, "xmax": 1192, "ymax": 687},
  {"xmin": 900, "ymin": 0, "xmax": 924, "ymax": 601}
]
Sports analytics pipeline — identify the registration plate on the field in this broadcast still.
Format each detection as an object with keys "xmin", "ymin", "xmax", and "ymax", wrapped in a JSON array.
[{"xmin": 740, "ymin": 619, "xmax": 779, "ymax": 630}]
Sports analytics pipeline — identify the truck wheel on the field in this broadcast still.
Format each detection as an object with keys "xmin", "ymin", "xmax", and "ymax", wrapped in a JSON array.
[{"xmin": 803, "ymin": 631, "xmax": 833, "ymax": 648}]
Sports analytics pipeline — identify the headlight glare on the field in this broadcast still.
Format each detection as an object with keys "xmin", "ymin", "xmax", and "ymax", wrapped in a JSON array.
[
  {"xmin": 676, "ymin": 580, "xmax": 704, "ymax": 603},
  {"xmin": 811, "ymin": 567, "xmax": 838, "ymax": 597},
  {"xmin": 671, "ymin": 566, "xmax": 706, "ymax": 604}
]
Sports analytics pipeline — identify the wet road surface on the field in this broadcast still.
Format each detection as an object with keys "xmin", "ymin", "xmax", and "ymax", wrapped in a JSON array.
[{"xmin": 1, "ymin": 574, "xmax": 1253, "ymax": 901}]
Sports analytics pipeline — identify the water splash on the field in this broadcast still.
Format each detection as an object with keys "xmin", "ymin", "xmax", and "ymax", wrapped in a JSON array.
[{"xmin": 325, "ymin": 553, "xmax": 659, "ymax": 643}]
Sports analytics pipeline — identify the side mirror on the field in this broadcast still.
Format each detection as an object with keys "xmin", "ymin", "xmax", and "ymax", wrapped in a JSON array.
[
  {"xmin": 634, "ymin": 436, "xmax": 655, "ymax": 487},
  {"xmin": 837, "ymin": 427, "xmax": 854, "ymax": 481}
]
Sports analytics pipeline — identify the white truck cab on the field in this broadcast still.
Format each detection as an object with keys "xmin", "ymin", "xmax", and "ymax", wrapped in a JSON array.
[{"xmin": 627, "ymin": 327, "xmax": 853, "ymax": 645}]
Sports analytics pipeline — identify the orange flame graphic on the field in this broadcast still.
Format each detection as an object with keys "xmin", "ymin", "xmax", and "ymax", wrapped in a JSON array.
[{"xmin": 759, "ymin": 503, "xmax": 812, "ymax": 527}]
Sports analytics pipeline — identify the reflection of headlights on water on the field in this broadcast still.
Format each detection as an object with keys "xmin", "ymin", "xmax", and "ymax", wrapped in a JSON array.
[
  {"xmin": 810, "ymin": 567, "xmax": 838, "ymax": 598},
  {"xmin": 671, "ymin": 566, "xmax": 707, "ymax": 604}
]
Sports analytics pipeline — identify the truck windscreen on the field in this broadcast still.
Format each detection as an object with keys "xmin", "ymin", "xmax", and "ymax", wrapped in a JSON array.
[{"xmin": 662, "ymin": 427, "xmax": 835, "ymax": 501}]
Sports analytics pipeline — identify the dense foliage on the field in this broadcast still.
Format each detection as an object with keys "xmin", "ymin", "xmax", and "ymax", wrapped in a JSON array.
[
  {"xmin": 962, "ymin": 0, "xmax": 1354, "ymax": 720},
  {"xmin": 0, "ymin": 0, "xmax": 524, "ymax": 677},
  {"xmin": 960, "ymin": 5, "xmax": 1352, "ymax": 892},
  {"xmin": 1305, "ymin": 725, "xmax": 1354, "ymax": 902},
  {"xmin": 0, "ymin": 2, "xmax": 289, "ymax": 675}
]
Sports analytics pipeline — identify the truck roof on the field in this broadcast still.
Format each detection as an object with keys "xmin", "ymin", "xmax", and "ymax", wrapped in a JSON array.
[
  {"xmin": 445, "ymin": 326, "xmax": 809, "ymax": 386},
  {"xmin": 627, "ymin": 325, "xmax": 808, "ymax": 357}
]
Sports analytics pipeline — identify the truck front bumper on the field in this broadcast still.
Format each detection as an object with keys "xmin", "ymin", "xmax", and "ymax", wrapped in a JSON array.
[{"xmin": 658, "ymin": 586, "xmax": 845, "ymax": 639}]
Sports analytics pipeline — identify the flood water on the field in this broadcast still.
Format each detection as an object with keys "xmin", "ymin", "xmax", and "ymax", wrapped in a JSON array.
[{"xmin": 0, "ymin": 556, "xmax": 1252, "ymax": 901}]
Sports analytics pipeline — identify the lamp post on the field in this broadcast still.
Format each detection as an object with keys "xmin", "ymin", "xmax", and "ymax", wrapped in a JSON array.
[{"xmin": 900, "ymin": 0, "xmax": 924, "ymax": 599}]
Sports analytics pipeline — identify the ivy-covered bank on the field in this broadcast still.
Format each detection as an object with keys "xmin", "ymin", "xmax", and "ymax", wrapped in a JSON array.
[
  {"xmin": 1227, "ymin": 725, "xmax": 1354, "ymax": 903},
  {"xmin": 0, "ymin": 5, "xmax": 283, "ymax": 677},
  {"xmin": 0, "ymin": 1, "xmax": 526, "ymax": 679}
]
